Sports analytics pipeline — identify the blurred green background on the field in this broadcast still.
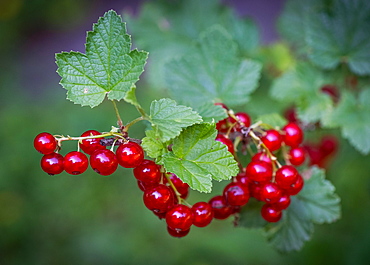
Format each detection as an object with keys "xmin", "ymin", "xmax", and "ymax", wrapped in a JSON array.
[{"xmin": 1, "ymin": 0, "xmax": 370, "ymax": 264}]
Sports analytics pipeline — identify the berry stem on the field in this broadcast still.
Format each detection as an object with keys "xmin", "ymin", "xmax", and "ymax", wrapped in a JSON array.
[
  {"xmin": 163, "ymin": 171, "xmax": 183, "ymax": 204},
  {"xmin": 123, "ymin": 116, "xmax": 145, "ymax": 132},
  {"xmin": 55, "ymin": 131, "xmax": 125, "ymax": 146},
  {"xmin": 112, "ymin": 100, "xmax": 124, "ymax": 129}
]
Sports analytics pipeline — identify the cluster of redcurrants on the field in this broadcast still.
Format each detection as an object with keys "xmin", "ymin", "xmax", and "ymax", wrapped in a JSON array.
[
  {"xmin": 33, "ymin": 130, "xmax": 145, "ymax": 175},
  {"xmin": 211, "ymin": 103, "xmax": 306, "ymax": 223}
]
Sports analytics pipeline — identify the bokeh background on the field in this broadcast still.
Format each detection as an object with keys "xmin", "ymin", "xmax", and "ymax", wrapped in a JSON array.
[{"xmin": 1, "ymin": 0, "xmax": 369, "ymax": 264}]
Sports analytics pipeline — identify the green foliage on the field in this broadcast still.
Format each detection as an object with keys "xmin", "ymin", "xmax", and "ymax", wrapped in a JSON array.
[
  {"xmin": 256, "ymin": 113, "xmax": 288, "ymax": 129},
  {"xmin": 162, "ymin": 124, "xmax": 239, "ymax": 193},
  {"xmin": 56, "ymin": 10, "xmax": 148, "ymax": 107},
  {"xmin": 165, "ymin": 26, "xmax": 262, "ymax": 108}
]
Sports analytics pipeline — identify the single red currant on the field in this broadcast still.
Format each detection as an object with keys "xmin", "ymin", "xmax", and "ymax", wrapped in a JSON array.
[
  {"xmin": 261, "ymin": 204, "xmax": 282, "ymax": 222},
  {"xmin": 284, "ymin": 174, "xmax": 304, "ymax": 195},
  {"xmin": 223, "ymin": 182, "xmax": 250, "ymax": 206},
  {"xmin": 260, "ymin": 182, "xmax": 282, "ymax": 204},
  {"xmin": 284, "ymin": 106, "xmax": 299, "ymax": 123},
  {"xmin": 79, "ymin": 130, "xmax": 106, "ymax": 155},
  {"xmin": 320, "ymin": 135, "xmax": 338, "ymax": 156},
  {"xmin": 275, "ymin": 165, "xmax": 298, "ymax": 188},
  {"xmin": 166, "ymin": 204, "xmax": 194, "ymax": 231},
  {"xmin": 192, "ymin": 202, "xmax": 214, "ymax": 227},
  {"xmin": 167, "ymin": 226, "xmax": 190, "ymax": 238},
  {"xmin": 215, "ymin": 134, "xmax": 235, "ymax": 154},
  {"xmin": 143, "ymin": 184, "xmax": 175, "ymax": 213},
  {"xmin": 261, "ymin": 130, "xmax": 282, "ymax": 152},
  {"xmin": 216, "ymin": 118, "xmax": 230, "ymax": 133},
  {"xmin": 116, "ymin": 142, "xmax": 144, "ymax": 168},
  {"xmin": 133, "ymin": 159, "xmax": 161, "ymax": 184},
  {"xmin": 245, "ymin": 161, "xmax": 273, "ymax": 182},
  {"xmin": 282, "ymin": 123, "xmax": 303, "ymax": 147},
  {"xmin": 208, "ymin": 195, "xmax": 234, "ymax": 220},
  {"xmin": 270, "ymin": 194, "xmax": 291, "ymax": 211},
  {"xmin": 235, "ymin": 171, "xmax": 252, "ymax": 186},
  {"xmin": 234, "ymin": 112, "xmax": 251, "ymax": 127},
  {"xmin": 34, "ymin": 132, "xmax": 57, "ymax": 154},
  {"xmin": 164, "ymin": 173, "xmax": 189, "ymax": 199},
  {"xmin": 64, "ymin": 151, "xmax": 88, "ymax": 175},
  {"xmin": 288, "ymin": 147, "xmax": 306, "ymax": 166},
  {"xmin": 90, "ymin": 149, "xmax": 118, "ymax": 176},
  {"xmin": 41, "ymin": 153, "xmax": 64, "ymax": 175},
  {"xmin": 251, "ymin": 152, "xmax": 272, "ymax": 164}
]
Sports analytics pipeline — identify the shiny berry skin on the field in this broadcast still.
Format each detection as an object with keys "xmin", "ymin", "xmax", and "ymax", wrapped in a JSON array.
[
  {"xmin": 252, "ymin": 152, "xmax": 272, "ymax": 164},
  {"xmin": 166, "ymin": 204, "xmax": 194, "ymax": 231},
  {"xmin": 270, "ymin": 194, "xmax": 291, "ymax": 211},
  {"xmin": 235, "ymin": 172, "xmax": 252, "ymax": 186},
  {"xmin": 249, "ymin": 182, "xmax": 264, "ymax": 201},
  {"xmin": 137, "ymin": 181, "xmax": 158, "ymax": 192},
  {"xmin": 79, "ymin": 130, "xmax": 106, "ymax": 155},
  {"xmin": 192, "ymin": 202, "xmax": 214, "ymax": 227},
  {"xmin": 216, "ymin": 118, "xmax": 229, "ymax": 133},
  {"xmin": 261, "ymin": 130, "xmax": 282, "ymax": 152},
  {"xmin": 116, "ymin": 142, "xmax": 144, "ymax": 168},
  {"xmin": 235, "ymin": 112, "xmax": 251, "ymax": 127},
  {"xmin": 41, "ymin": 153, "xmax": 64, "ymax": 175},
  {"xmin": 64, "ymin": 151, "xmax": 88, "ymax": 175},
  {"xmin": 288, "ymin": 147, "xmax": 306, "ymax": 166},
  {"xmin": 275, "ymin": 165, "xmax": 298, "ymax": 188},
  {"xmin": 261, "ymin": 204, "xmax": 282, "ymax": 222},
  {"xmin": 34, "ymin": 132, "xmax": 57, "ymax": 154},
  {"xmin": 208, "ymin": 195, "xmax": 233, "ymax": 220},
  {"xmin": 284, "ymin": 174, "xmax": 304, "ymax": 195},
  {"xmin": 165, "ymin": 173, "xmax": 189, "ymax": 199},
  {"xmin": 282, "ymin": 123, "xmax": 303, "ymax": 147},
  {"xmin": 260, "ymin": 182, "xmax": 282, "ymax": 204},
  {"xmin": 167, "ymin": 226, "xmax": 190, "ymax": 238},
  {"xmin": 223, "ymin": 182, "xmax": 250, "ymax": 206},
  {"xmin": 90, "ymin": 149, "xmax": 118, "ymax": 176},
  {"xmin": 143, "ymin": 184, "xmax": 175, "ymax": 213},
  {"xmin": 215, "ymin": 134, "xmax": 234, "ymax": 154},
  {"xmin": 133, "ymin": 160, "xmax": 161, "ymax": 184},
  {"xmin": 245, "ymin": 161, "xmax": 273, "ymax": 182}
]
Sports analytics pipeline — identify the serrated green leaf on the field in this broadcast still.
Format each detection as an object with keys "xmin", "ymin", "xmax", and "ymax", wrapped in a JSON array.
[
  {"xmin": 270, "ymin": 63, "xmax": 333, "ymax": 124},
  {"xmin": 165, "ymin": 26, "xmax": 262, "ymax": 108},
  {"xmin": 193, "ymin": 103, "xmax": 228, "ymax": 123},
  {"xmin": 123, "ymin": 85, "xmax": 140, "ymax": 108},
  {"xmin": 149, "ymin": 98, "xmax": 202, "ymax": 142},
  {"xmin": 56, "ymin": 10, "xmax": 148, "ymax": 107},
  {"xmin": 298, "ymin": 167, "xmax": 341, "ymax": 224},
  {"xmin": 141, "ymin": 130, "xmax": 165, "ymax": 159},
  {"xmin": 266, "ymin": 197, "xmax": 314, "ymax": 253},
  {"xmin": 238, "ymin": 200, "xmax": 267, "ymax": 229},
  {"xmin": 305, "ymin": 0, "xmax": 370, "ymax": 75},
  {"xmin": 162, "ymin": 123, "xmax": 239, "ymax": 193},
  {"xmin": 256, "ymin": 113, "xmax": 287, "ymax": 129},
  {"xmin": 329, "ymin": 90, "xmax": 370, "ymax": 154}
]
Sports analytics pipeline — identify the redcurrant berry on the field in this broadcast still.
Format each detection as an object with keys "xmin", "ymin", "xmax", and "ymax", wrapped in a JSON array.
[
  {"xmin": 223, "ymin": 182, "xmax": 250, "ymax": 206},
  {"xmin": 34, "ymin": 132, "xmax": 57, "ymax": 154},
  {"xmin": 275, "ymin": 165, "xmax": 298, "ymax": 188},
  {"xmin": 215, "ymin": 134, "xmax": 235, "ymax": 154},
  {"xmin": 234, "ymin": 112, "xmax": 251, "ymax": 128},
  {"xmin": 282, "ymin": 123, "xmax": 303, "ymax": 147},
  {"xmin": 249, "ymin": 182, "xmax": 264, "ymax": 201},
  {"xmin": 216, "ymin": 118, "xmax": 229, "ymax": 133},
  {"xmin": 288, "ymin": 147, "xmax": 306, "ymax": 166},
  {"xmin": 260, "ymin": 182, "xmax": 282, "ymax": 204},
  {"xmin": 192, "ymin": 202, "xmax": 214, "ymax": 227},
  {"xmin": 143, "ymin": 184, "xmax": 175, "ymax": 213},
  {"xmin": 164, "ymin": 173, "xmax": 189, "ymax": 199},
  {"xmin": 284, "ymin": 174, "xmax": 304, "ymax": 195},
  {"xmin": 245, "ymin": 161, "xmax": 272, "ymax": 182},
  {"xmin": 133, "ymin": 159, "xmax": 161, "ymax": 184},
  {"xmin": 235, "ymin": 171, "xmax": 252, "ymax": 186},
  {"xmin": 320, "ymin": 135, "xmax": 338, "ymax": 156},
  {"xmin": 90, "ymin": 149, "xmax": 118, "ymax": 176},
  {"xmin": 166, "ymin": 204, "xmax": 194, "ymax": 231},
  {"xmin": 137, "ymin": 180, "xmax": 158, "ymax": 192},
  {"xmin": 261, "ymin": 130, "xmax": 282, "ymax": 152},
  {"xmin": 251, "ymin": 152, "xmax": 272, "ymax": 164},
  {"xmin": 79, "ymin": 130, "xmax": 106, "ymax": 155},
  {"xmin": 270, "ymin": 194, "xmax": 291, "ymax": 211},
  {"xmin": 284, "ymin": 106, "xmax": 298, "ymax": 123},
  {"xmin": 208, "ymin": 195, "xmax": 233, "ymax": 220},
  {"xmin": 64, "ymin": 151, "xmax": 88, "ymax": 175},
  {"xmin": 261, "ymin": 204, "xmax": 282, "ymax": 222},
  {"xmin": 41, "ymin": 153, "xmax": 64, "ymax": 175},
  {"xmin": 116, "ymin": 142, "xmax": 144, "ymax": 168},
  {"xmin": 167, "ymin": 226, "xmax": 190, "ymax": 238}
]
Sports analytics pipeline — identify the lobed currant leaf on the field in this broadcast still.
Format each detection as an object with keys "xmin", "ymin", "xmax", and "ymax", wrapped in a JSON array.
[
  {"xmin": 165, "ymin": 25, "xmax": 262, "ymax": 108},
  {"xmin": 192, "ymin": 102, "xmax": 228, "ymax": 123},
  {"xmin": 162, "ymin": 123, "xmax": 239, "ymax": 193},
  {"xmin": 123, "ymin": 84, "xmax": 141, "ymax": 108},
  {"xmin": 149, "ymin": 98, "xmax": 202, "ymax": 142},
  {"xmin": 56, "ymin": 10, "xmax": 148, "ymax": 108},
  {"xmin": 141, "ymin": 129, "xmax": 166, "ymax": 159}
]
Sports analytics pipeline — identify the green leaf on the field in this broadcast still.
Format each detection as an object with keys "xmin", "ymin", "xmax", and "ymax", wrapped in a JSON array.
[
  {"xmin": 266, "ymin": 197, "xmax": 314, "ymax": 253},
  {"xmin": 162, "ymin": 123, "xmax": 239, "ymax": 193},
  {"xmin": 165, "ymin": 26, "xmax": 262, "ymax": 108},
  {"xmin": 298, "ymin": 167, "xmax": 341, "ymax": 224},
  {"xmin": 56, "ymin": 10, "xmax": 148, "ymax": 107},
  {"xmin": 149, "ymin": 98, "xmax": 202, "ymax": 142},
  {"xmin": 123, "ymin": 85, "xmax": 140, "ymax": 108},
  {"xmin": 141, "ymin": 130, "xmax": 166, "ymax": 159},
  {"xmin": 328, "ymin": 89, "xmax": 370, "ymax": 154},
  {"xmin": 270, "ymin": 63, "xmax": 333, "ymax": 124},
  {"xmin": 305, "ymin": 0, "xmax": 370, "ymax": 75},
  {"xmin": 238, "ymin": 200, "xmax": 267, "ymax": 229},
  {"xmin": 193, "ymin": 103, "xmax": 228, "ymax": 123},
  {"xmin": 256, "ymin": 113, "xmax": 287, "ymax": 129}
]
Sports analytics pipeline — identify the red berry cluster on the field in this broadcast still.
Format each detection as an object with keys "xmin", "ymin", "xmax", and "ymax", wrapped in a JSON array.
[{"xmin": 33, "ymin": 130, "xmax": 144, "ymax": 176}]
